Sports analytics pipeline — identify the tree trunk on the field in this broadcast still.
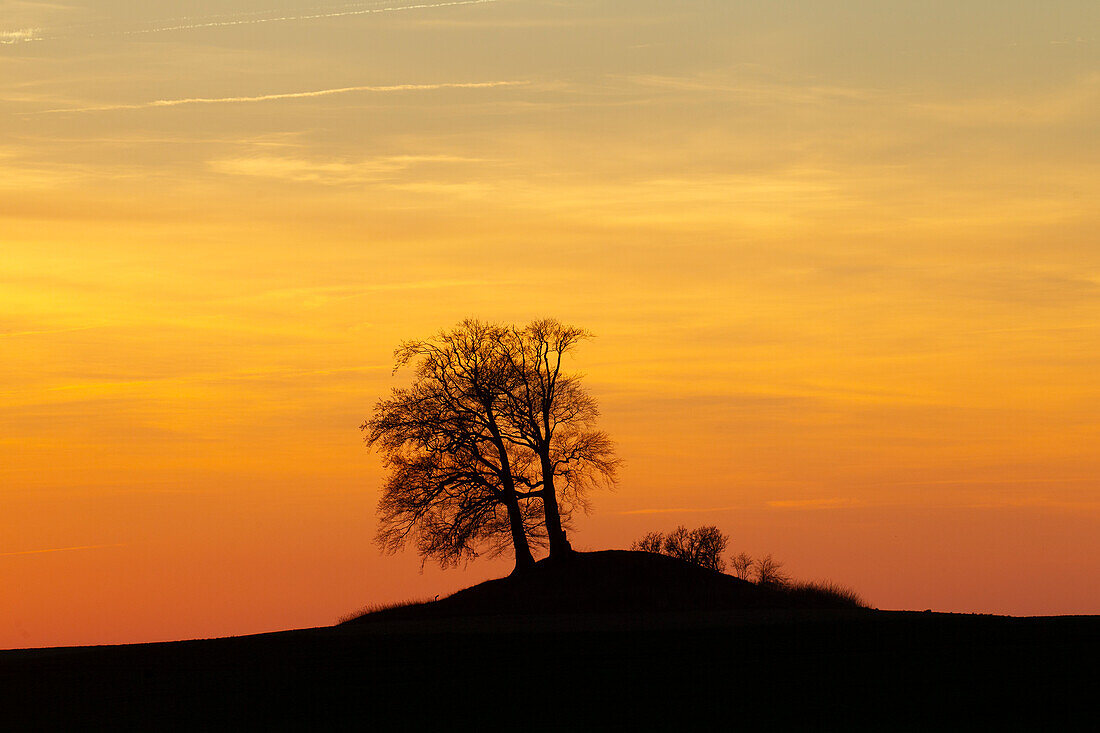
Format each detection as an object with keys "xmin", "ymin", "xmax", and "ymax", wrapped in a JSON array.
[
  {"xmin": 505, "ymin": 497, "xmax": 536, "ymax": 573},
  {"xmin": 540, "ymin": 459, "xmax": 573, "ymax": 560},
  {"xmin": 486, "ymin": 422, "xmax": 535, "ymax": 574}
]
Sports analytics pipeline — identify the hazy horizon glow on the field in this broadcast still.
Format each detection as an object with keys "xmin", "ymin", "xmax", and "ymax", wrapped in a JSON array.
[{"xmin": 3, "ymin": 0, "xmax": 1099, "ymax": 648}]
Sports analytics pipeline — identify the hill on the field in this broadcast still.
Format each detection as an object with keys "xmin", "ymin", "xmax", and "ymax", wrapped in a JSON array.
[
  {"xmin": 343, "ymin": 550, "xmax": 862, "ymax": 624},
  {"xmin": 1, "ymin": 551, "xmax": 1096, "ymax": 730}
]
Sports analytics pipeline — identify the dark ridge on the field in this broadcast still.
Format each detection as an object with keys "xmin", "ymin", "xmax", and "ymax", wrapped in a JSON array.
[
  {"xmin": 3, "ymin": 549, "xmax": 1096, "ymax": 729},
  {"xmin": 342, "ymin": 550, "xmax": 862, "ymax": 624}
]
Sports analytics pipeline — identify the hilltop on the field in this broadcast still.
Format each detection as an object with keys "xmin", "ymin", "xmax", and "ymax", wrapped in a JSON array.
[{"xmin": 343, "ymin": 550, "xmax": 863, "ymax": 625}]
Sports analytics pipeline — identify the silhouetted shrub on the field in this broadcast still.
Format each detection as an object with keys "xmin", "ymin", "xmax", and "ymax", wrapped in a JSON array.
[
  {"xmin": 633, "ymin": 533, "xmax": 867, "ymax": 606},
  {"xmin": 729, "ymin": 551, "xmax": 867, "ymax": 606},
  {"xmin": 631, "ymin": 531, "xmax": 665, "ymax": 554},
  {"xmin": 754, "ymin": 554, "xmax": 790, "ymax": 587},
  {"xmin": 729, "ymin": 552, "xmax": 754, "ymax": 581},
  {"xmin": 782, "ymin": 580, "xmax": 866, "ymax": 609},
  {"xmin": 337, "ymin": 598, "xmax": 430, "ymax": 624},
  {"xmin": 631, "ymin": 525, "xmax": 728, "ymax": 572}
]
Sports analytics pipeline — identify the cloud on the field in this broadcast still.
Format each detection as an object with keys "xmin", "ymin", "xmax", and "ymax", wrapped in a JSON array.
[
  {"xmin": 909, "ymin": 73, "xmax": 1100, "ymax": 128},
  {"xmin": 0, "ymin": 27, "xmax": 40, "ymax": 44},
  {"xmin": 36, "ymin": 80, "xmax": 528, "ymax": 114},
  {"xmin": 891, "ymin": 477, "xmax": 1097, "ymax": 487},
  {"xmin": 617, "ymin": 505, "xmax": 744, "ymax": 515},
  {"xmin": 116, "ymin": 0, "xmax": 498, "ymax": 37},
  {"xmin": 0, "ymin": 543, "xmax": 124, "ymax": 557},
  {"xmin": 766, "ymin": 498, "xmax": 861, "ymax": 509},
  {"xmin": 629, "ymin": 69, "xmax": 1100, "ymax": 130},
  {"xmin": 0, "ymin": 325, "xmax": 105, "ymax": 338},
  {"xmin": 216, "ymin": 279, "xmax": 517, "ymax": 306},
  {"xmin": 0, "ymin": 0, "xmax": 498, "ymax": 44},
  {"xmin": 5, "ymin": 363, "xmax": 389, "ymax": 410},
  {"xmin": 0, "ymin": 148, "xmax": 93, "ymax": 188},
  {"xmin": 628, "ymin": 73, "xmax": 877, "ymax": 106},
  {"xmin": 210, "ymin": 154, "xmax": 481, "ymax": 185}
]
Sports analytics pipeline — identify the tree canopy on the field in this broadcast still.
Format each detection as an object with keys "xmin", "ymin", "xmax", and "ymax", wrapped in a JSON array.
[{"xmin": 363, "ymin": 318, "xmax": 617, "ymax": 572}]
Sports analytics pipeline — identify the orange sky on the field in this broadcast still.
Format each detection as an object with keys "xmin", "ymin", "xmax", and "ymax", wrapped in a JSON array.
[{"xmin": 3, "ymin": 0, "xmax": 1099, "ymax": 648}]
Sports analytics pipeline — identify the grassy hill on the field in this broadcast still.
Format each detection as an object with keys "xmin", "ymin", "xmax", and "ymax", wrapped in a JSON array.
[
  {"xmin": 2, "ymin": 550, "xmax": 1096, "ymax": 730},
  {"xmin": 343, "ymin": 550, "xmax": 864, "ymax": 624}
]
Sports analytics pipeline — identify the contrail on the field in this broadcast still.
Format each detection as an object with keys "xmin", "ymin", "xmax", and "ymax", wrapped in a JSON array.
[
  {"xmin": 0, "ymin": 543, "xmax": 125, "ymax": 557},
  {"xmin": 0, "ymin": 325, "xmax": 105, "ymax": 338},
  {"xmin": 38, "ymin": 80, "xmax": 528, "ymax": 114},
  {"xmin": 118, "ymin": 0, "xmax": 498, "ymax": 36},
  {"xmin": 1, "ymin": 0, "xmax": 497, "ymax": 45}
]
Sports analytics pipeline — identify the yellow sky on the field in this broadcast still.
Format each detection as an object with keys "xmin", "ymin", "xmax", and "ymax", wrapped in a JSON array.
[{"xmin": 3, "ymin": 0, "xmax": 1099, "ymax": 647}]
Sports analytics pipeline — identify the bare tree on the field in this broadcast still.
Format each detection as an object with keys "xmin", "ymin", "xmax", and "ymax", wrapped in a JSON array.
[
  {"xmin": 363, "ymin": 318, "xmax": 616, "ymax": 571},
  {"xmin": 631, "ymin": 526, "xmax": 729, "ymax": 572},
  {"xmin": 660, "ymin": 527, "xmax": 693, "ymax": 562},
  {"xmin": 661, "ymin": 526, "xmax": 728, "ymax": 572},
  {"xmin": 371, "ymin": 444, "xmax": 545, "ymax": 569},
  {"xmin": 730, "ymin": 552, "xmax": 755, "ymax": 581},
  {"xmin": 497, "ymin": 319, "xmax": 618, "ymax": 560},
  {"xmin": 630, "ymin": 531, "xmax": 664, "ymax": 554},
  {"xmin": 363, "ymin": 320, "xmax": 542, "ymax": 573},
  {"xmin": 687, "ymin": 526, "xmax": 728, "ymax": 573},
  {"xmin": 754, "ymin": 554, "xmax": 790, "ymax": 587}
]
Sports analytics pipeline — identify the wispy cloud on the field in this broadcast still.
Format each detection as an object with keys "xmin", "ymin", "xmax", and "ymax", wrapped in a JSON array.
[
  {"xmin": 220, "ymin": 279, "xmax": 518, "ymax": 308},
  {"xmin": 890, "ymin": 477, "xmax": 1097, "ymax": 487},
  {"xmin": 910, "ymin": 73, "xmax": 1100, "ymax": 128},
  {"xmin": 210, "ymin": 154, "xmax": 481, "ymax": 184},
  {"xmin": 0, "ymin": 325, "xmax": 105, "ymax": 338},
  {"xmin": 624, "ymin": 499, "xmax": 865, "ymax": 513},
  {"xmin": 617, "ymin": 505, "xmax": 744, "ymax": 516},
  {"xmin": 628, "ymin": 73, "xmax": 877, "ymax": 106},
  {"xmin": 767, "ymin": 498, "xmax": 861, "ymax": 510},
  {"xmin": 2, "ymin": 365, "xmax": 390, "ymax": 410},
  {"xmin": 0, "ymin": 27, "xmax": 40, "ymax": 44},
  {"xmin": 1, "ymin": 0, "xmax": 498, "ymax": 44},
  {"xmin": 36, "ymin": 80, "xmax": 528, "ymax": 114},
  {"xmin": 0, "ymin": 543, "xmax": 124, "ymax": 557},
  {"xmin": 961, "ymin": 497, "xmax": 1100, "ymax": 511},
  {"xmin": 117, "ymin": 0, "xmax": 499, "ymax": 37}
]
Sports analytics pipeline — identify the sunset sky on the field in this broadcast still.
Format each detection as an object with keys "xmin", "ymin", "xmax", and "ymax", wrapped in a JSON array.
[{"xmin": 3, "ymin": 0, "xmax": 1099, "ymax": 648}]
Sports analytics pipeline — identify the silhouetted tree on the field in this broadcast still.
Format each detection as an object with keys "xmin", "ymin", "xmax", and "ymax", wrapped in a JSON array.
[
  {"xmin": 631, "ymin": 531, "xmax": 665, "ymax": 554},
  {"xmin": 631, "ymin": 525, "xmax": 729, "ymax": 572},
  {"xmin": 663, "ymin": 526, "xmax": 728, "ymax": 572},
  {"xmin": 370, "ymin": 445, "xmax": 545, "ymax": 569},
  {"xmin": 498, "ymin": 319, "xmax": 618, "ymax": 560},
  {"xmin": 364, "ymin": 318, "xmax": 616, "ymax": 571},
  {"xmin": 730, "ymin": 552, "xmax": 755, "ymax": 581},
  {"xmin": 363, "ymin": 320, "xmax": 542, "ymax": 572},
  {"xmin": 754, "ymin": 554, "xmax": 790, "ymax": 587}
]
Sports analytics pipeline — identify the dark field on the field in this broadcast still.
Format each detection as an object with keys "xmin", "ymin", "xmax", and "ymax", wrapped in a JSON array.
[{"xmin": 4, "ymin": 553, "xmax": 1097, "ymax": 730}]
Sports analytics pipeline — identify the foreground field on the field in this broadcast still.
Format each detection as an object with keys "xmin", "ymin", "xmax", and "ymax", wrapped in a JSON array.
[{"xmin": 4, "ymin": 554, "xmax": 1096, "ymax": 729}]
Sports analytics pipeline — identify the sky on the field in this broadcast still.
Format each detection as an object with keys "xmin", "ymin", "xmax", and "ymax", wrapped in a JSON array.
[{"xmin": 2, "ymin": 0, "xmax": 1099, "ymax": 648}]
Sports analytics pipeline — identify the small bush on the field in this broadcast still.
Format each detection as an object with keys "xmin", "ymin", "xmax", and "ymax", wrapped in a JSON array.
[
  {"xmin": 729, "ymin": 550, "xmax": 867, "ymax": 607},
  {"xmin": 782, "ymin": 580, "xmax": 866, "ymax": 609},
  {"xmin": 630, "ymin": 525, "xmax": 729, "ymax": 572},
  {"xmin": 631, "ymin": 531, "xmax": 665, "ymax": 554},
  {"xmin": 754, "ymin": 554, "xmax": 790, "ymax": 588},
  {"xmin": 632, "ymin": 532, "xmax": 867, "ymax": 607},
  {"xmin": 729, "ymin": 552, "xmax": 754, "ymax": 581}
]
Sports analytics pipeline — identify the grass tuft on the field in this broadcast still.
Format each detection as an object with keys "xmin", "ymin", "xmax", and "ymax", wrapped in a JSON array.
[
  {"xmin": 336, "ymin": 598, "xmax": 431, "ymax": 625},
  {"xmin": 779, "ymin": 580, "xmax": 867, "ymax": 609}
]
